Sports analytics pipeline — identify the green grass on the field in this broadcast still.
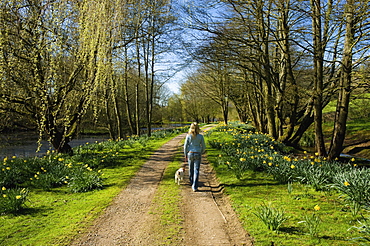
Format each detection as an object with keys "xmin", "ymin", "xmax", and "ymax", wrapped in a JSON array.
[
  {"xmin": 148, "ymin": 149, "xmax": 184, "ymax": 245},
  {"xmin": 207, "ymin": 142, "xmax": 367, "ymax": 246},
  {"xmin": 0, "ymin": 135, "xmax": 176, "ymax": 246},
  {"xmin": 323, "ymin": 93, "xmax": 370, "ymax": 115}
]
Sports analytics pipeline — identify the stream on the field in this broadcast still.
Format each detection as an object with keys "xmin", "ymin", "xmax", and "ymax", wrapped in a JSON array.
[
  {"xmin": 0, "ymin": 132, "xmax": 110, "ymax": 159},
  {"xmin": 0, "ymin": 124, "xmax": 187, "ymax": 159}
]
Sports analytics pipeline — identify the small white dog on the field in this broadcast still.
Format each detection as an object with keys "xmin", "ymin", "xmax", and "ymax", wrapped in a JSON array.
[{"xmin": 175, "ymin": 167, "xmax": 184, "ymax": 185}]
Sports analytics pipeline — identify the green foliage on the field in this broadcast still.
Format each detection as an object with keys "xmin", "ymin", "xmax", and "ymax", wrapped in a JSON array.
[
  {"xmin": 331, "ymin": 168, "xmax": 370, "ymax": 216},
  {"xmin": 300, "ymin": 130, "xmax": 315, "ymax": 147},
  {"xmin": 0, "ymin": 127, "xmax": 180, "ymax": 245},
  {"xmin": 298, "ymin": 212, "xmax": 321, "ymax": 237},
  {"xmin": 0, "ymin": 187, "xmax": 29, "ymax": 213},
  {"xmin": 68, "ymin": 165, "xmax": 104, "ymax": 193},
  {"xmin": 29, "ymin": 156, "xmax": 71, "ymax": 190},
  {"xmin": 207, "ymin": 123, "xmax": 370, "ymax": 245},
  {"xmin": 350, "ymin": 215, "xmax": 370, "ymax": 245},
  {"xmin": 1, "ymin": 156, "xmax": 42, "ymax": 187},
  {"xmin": 253, "ymin": 202, "xmax": 290, "ymax": 231}
]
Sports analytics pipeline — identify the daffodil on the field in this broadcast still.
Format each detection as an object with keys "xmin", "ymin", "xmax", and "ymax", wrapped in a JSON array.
[{"xmin": 314, "ymin": 205, "xmax": 320, "ymax": 211}]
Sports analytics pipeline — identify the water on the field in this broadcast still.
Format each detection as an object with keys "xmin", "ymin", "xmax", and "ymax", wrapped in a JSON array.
[
  {"xmin": 0, "ymin": 124, "xmax": 188, "ymax": 159},
  {"xmin": 0, "ymin": 133, "xmax": 109, "ymax": 159}
]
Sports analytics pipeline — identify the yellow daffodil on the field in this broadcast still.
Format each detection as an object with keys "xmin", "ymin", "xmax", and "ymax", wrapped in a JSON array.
[{"xmin": 314, "ymin": 205, "xmax": 320, "ymax": 211}]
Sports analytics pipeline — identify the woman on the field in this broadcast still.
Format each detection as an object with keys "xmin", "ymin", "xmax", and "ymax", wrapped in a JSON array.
[{"xmin": 184, "ymin": 122, "xmax": 206, "ymax": 192}]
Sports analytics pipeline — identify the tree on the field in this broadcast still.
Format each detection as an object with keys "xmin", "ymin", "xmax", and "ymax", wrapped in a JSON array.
[
  {"xmin": 0, "ymin": 0, "xmax": 115, "ymax": 153},
  {"xmin": 328, "ymin": 0, "xmax": 370, "ymax": 159}
]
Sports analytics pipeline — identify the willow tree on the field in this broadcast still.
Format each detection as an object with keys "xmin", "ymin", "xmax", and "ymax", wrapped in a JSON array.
[{"xmin": 0, "ymin": 0, "xmax": 114, "ymax": 153}]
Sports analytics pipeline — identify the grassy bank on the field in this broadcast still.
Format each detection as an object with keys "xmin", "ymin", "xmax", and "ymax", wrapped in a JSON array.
[
  {"xmin": 0, "ymin": 128, "xmax": 186, "ymax": 245},
  {"xmin": 206, "ymin": 123, "xmax": 369, "ymax": 245}
]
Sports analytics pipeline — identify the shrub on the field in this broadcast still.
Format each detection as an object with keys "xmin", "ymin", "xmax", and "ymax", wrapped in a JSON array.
[
  {"xmin": 0, "ymin": 187, "xmax": 29, "ymax": 213},
  {"xmin": 68, "ymin": 165, "xmax": 104, "ymax": 193},
  {"xmin": 28, "ymin": 156, "xmax": 71, "ymax": 190},
  {"xmin": 0, "ymin": 156, "xmax": 31, "ymax": 187}
]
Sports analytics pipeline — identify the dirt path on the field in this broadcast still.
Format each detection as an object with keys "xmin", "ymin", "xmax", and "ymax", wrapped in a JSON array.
[{"xmin": 71, "ymin": 126, "xmax": 253, "ymax": 246}]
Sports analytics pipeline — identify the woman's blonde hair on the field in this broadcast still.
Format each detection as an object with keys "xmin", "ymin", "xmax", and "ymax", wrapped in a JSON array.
[{"xmin": 188, "ymin": 122, "xmax": 200, "ymax": 137}]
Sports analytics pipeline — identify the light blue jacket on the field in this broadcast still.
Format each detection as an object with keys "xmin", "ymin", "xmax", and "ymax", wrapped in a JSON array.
[{"xmin": 184, "ymin": 134, "xmax": 206, "ymax": 156}]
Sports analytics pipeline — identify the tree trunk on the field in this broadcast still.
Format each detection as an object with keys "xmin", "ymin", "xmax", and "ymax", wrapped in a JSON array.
[
  {"xmin": 311, "ymin": 0, "xmax": 327, "ymax": 156},
  {"xmin": 104, "ymin": 89, "xmax": 116, "ymax": 139},
  {"xmin": 50, "ymin": 131, "xmax": 73, "ymax": 155},
  {"xmin": 328, "ymin": 0, "xmax": 354, "ymax": 160},
  {"xmin": 288, "ymin": 98, "xmax": 315, "ymax": 146},
  {"xmin": 123, "ymin": 47, "xmax": 135, "ymax": 135},
  {"xmin": 135, "ymin": 36, "xmax": 141, "ymax": 136}
]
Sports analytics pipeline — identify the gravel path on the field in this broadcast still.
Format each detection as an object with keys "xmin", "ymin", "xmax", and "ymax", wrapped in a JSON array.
[{"xmin": 71, "ymin": 126, "xmax": 253, "ymax": 245}]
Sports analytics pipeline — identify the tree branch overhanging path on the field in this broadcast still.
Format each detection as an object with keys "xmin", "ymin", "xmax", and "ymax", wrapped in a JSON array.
[{"xmin": 71, "ymin": 125, "xmax": 253, "ymax": 246}]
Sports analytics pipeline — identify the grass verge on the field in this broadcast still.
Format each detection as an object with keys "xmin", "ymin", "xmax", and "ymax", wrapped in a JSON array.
[
  {"xmin": 148, "ymin": 149, "xmax": 185, "ymax": 245},
  {"xmin": 0, "ymin": 135, "xmax": 177, "ymax": 246},
  {"xmin": 207, "ymin": 138, "xmax": 366, "ymax": 245}
]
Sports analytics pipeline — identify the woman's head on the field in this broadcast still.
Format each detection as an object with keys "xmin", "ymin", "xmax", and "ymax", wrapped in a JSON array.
[{"xmin": 188, "ymin": 122, "xmax": 200, "ymax": 137}]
